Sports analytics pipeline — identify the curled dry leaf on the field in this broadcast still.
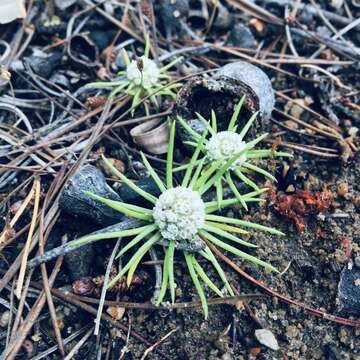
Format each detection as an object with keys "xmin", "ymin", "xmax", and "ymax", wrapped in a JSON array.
[{"xmin": 0, "ymin": 0, "xmax": 26, "ymax": 24}]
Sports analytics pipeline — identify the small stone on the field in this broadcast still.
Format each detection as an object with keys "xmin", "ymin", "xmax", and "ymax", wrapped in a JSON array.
[
  {"xmin": 354, "ymin": 256, "xmax": 360, "ymax": 269},
  {"xmin": 249, "ymin": 18, "xmax": 266, "ymax": 35},
  {"xmin": 323, "ymin": 343, "xmax": 342, "ymax": 360},
  {"xmin": 254, "ymin": 329, "xmax": 279, "ymax": 351},
  {"xmin": 227, "ymin": 24, "xmax": 257, "ymax": 49},
  {"xmin": 348, "ymin": 127, "xmax": 358, "ymax": 137},
  {"xmin": 285, "ymin": 325, "xmax": 299, "ymax": 339},
  {"xmin": 330, "ymin": 0, "xmax": 344, "ymax": 9},
  {"xmin": 337, "ymin": 262, "xmax": 360, "ymax": 315},
  {"xmin": 106, "ymin": 306, "xmax": 125, "ymax": 320},
  {"xmin": 221, "ymin": 353, "xmax": 233, "ymax": 360},
  {"xmin": 249, "ymin": 347, "xmax": 261, "ymax": 356},
  {"xmin": 0, "ymin": 311, "xmax": 10, "ymax": 327},
  {"xmin": 337, "ymin": 182, "xmax": 349, "ymax": 196}
]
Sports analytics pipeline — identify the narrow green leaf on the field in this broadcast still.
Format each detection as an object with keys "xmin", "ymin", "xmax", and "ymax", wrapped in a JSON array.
[
  {"xmin": 68, "ymin": 226, "xmax": 148, "ymax": 248},
  {"xmin": 189, "ymin": 157, "xmax": 206, "ymax": 189},
  {"xmin": 144, "ymin": 33, "xmax": 150, "ymax": 58},
  {"xmin": 205, "ymin": 221, "xmax": 248, "ymax": 235},
  {"xmin": 110, "ymin": 81, "xmax": 130, "ymax": 98},
  {"xmin": 215, "ymin": 178, "xmax": 223, "ymax": 209},
  {"xmin": 194, "ymin": 160, "xmax": 222, "ymax": 191},
  {"xmin": 203, "ymin": 223, "xmax": 257, "ymax": 248},
  {"xmin": 246, "ymin": 150, "xmax": 293, "ymax": 158},
  {"xmin": 127, "ymin": 232, "xmax": 161, "ymax": 286},
  {"xmin": 184, "ymin": 253, "xmax": 208, "ymax": 319},
  {"xmin": 200, "ymin": 230, "xmax": 279, "ymax": 272},
  {"xmin": 195, "ymin": 112, "xmax": 216, "ymax": 136},
  {"xmin": 234, "ymin": 169, "xmax": 259, "ymax": 191},
  {"xmin": 166, "ymin": 120, "xmax": 176, "ymax": 188},
  {"xmin": 205, "ymin": 188, "xmax": 268, "ymax": 211},
  {"xmin": 193, "ymin": 258, "xmax": 223, "ymax": 297},
  {"xmin": 156, "ymin": 245, "xmax": 171, "ymax": 305},
  {"xmin": 119, "ymin": 202, "xmax": 153, "ymax": 215},
  {"xmin": 211, "ymin": 110, "xmax": 217, "ymax": 132},
  {"xmin": 84, "ymin": 192, "xmax": 152, "ymax": 220},
  {"xmin": 107, "ymin": 232, "xmax": 160, "ymax": 289},
  {"xmin": 238, "ymin": 111, "xmax": 259, "ymax": 140},
  {"xmin": 116, "ymin": 224, "xmax": 157, "ymax": 258},
  {"xmin": 225, "ymin": 172, "xmax": 248, "ymax": 211},
  {"xmin": 86, "ymin": 81, "xmax": 126, "ymax": 89},
  {"xmin": 205, "ymin": 214, "xmax": 284, "ymax": 235},
  {"xmin": 241, "ymin": 162, "xmax": 277, "ymax": 182},
  {"xmin": 102, "ymin": 155, "xmax": 157, "ymax": 203},
  {"xmin": 131, "ymin": 88, "xmax": 142, "ymax": 114},
  {"xmin": 140, "ymin": 152, "xmax": 166, "ymax": 192},
  {"xmin": 177, "ymin": 115, "xmax": 202, "ymax": 141},
  {"xmin": 228, "ymin": 95, "xmax": 245, "ymax": 131},
  {"xmin": 121, "ymin": 49, "xmax": 131, "ymax": 66},
  {"xmin": 159, "ymin": 56, "xmax": 183, "ymax": 73},
  {"xmin": 182, "ymin": 131, "xmax": 208, "ymax": 187},
  {"xmin": 168, "ymin": 241, "xmax": 176, "ymax": 303},
  {"xmin": 200, "ymin": 246, "xmax": 234, "ymax": 296}
]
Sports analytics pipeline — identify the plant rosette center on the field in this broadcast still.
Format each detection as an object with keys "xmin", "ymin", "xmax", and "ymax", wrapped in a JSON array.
[
  {"xmin": 205, "ymin": 131, "xmax": 247, "ymax": 167},
  {"xmin": 153, "ymin": 187, "xmax": 206, "ymax": 242},
  {"xmin": 126, "ymin": 56, "xmax": 160, "ymax": 90}
]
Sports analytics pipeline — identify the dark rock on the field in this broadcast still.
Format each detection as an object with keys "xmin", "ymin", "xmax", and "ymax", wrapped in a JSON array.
[
  {"xmin": 64, "ymin": 241, "xmax": 94, "ymax": 281},
  {"xmin": 213, "ymin": 4, "xmax": 233, "ymax": 31},
  {"xmin": 89, "ymin": 30, "xmax": 115, "ymax": 51},
  {"xmin": 119, "ymin": 177, "xmax": 161, "ymax": 206},
  {"xmin": 323, "ymin": 343, "xmax": 342, "ymax": 360},
  {"xmin": 337, "ymin": 262, "xmax": 360, "ymax": 316},
  {"xmin": 159, "ymin": 0, "xmax": 189, "ymax": 31},
  {"xmin": 25, "ymin": 51, "xmax": 63, "ymax": 78},
  {"xmin": 59, "ymin": 165, "xmax": 123, "ymax": 226},
  {"xmin": 227, "ymin": 24, "xmax": 258, "ymax": 49}
]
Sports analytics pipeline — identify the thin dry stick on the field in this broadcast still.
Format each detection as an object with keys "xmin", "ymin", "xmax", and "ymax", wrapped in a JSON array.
[
  {"xmin": 63, "ymin": 326, "xmax": 94, "ymax": 360},
  {"xmin": 94, "ymin": 238, "xmax": 121, "ymax": 336},
  {"xmin": 2, "ymin": 246, "xmax": 65, "ymax": 360},
  {"xmin": 0, "ymin": 181, "xmax": 35, "ymax": 250},
  {"xmin": 10, "ymin": 269, "xmax": 34, "ymax": 339},
  {"xmin": 140, "ymin": 328, "xmax": 177, "ymax": 360},
  {"xmin": 16, "ymin": 177, "xmax": 41, "ymax": 299},
  {"xmin": 39, "ymin": 206, "xmax": 66, "ymax": 356},
  {"xmin": 30, "ymin": 327, "xmax": 89, "ymax": 360}
]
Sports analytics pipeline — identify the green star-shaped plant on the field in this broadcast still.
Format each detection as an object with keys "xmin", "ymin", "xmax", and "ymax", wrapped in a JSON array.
[
  {"xmin": 67, "ymin": 120, "xmax": 283, "ymax": 318},
  {"xmin": 86, "ymin": 34, "xmax": 181, "ymax": 113},
  {"xmin": 177, "ymin": 96, "xmax": 292, "ymax": 209}
]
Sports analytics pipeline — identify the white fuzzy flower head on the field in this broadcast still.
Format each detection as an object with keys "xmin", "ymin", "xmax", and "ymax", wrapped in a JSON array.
[
  {"xmin": 206, "ymin": 131, "xmax": 247, "ymax": 167},
  {"xmin": 126, "ymin": 56, "xmax": 160, "ymax": 90},
  {"xmin": 153, "ymin": 187, "xmax": 205, "ymax": 242}
]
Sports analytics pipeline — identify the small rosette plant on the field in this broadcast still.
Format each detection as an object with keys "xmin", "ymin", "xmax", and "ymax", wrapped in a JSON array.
[
  {"xmin": 177, "ymin": 96, "xmax": 291, "ymax": 208},
  {"xmin": 67, "ymin": 121, "xmax": 283, "ymax": 318},
  {"xmin": 86, "ymin": 34, "xmax": 181, "ymax": 113}
]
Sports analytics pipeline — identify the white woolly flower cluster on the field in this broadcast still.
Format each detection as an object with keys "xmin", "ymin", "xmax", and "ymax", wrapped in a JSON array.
[
  {"xmin": 153, "ymin": 187, "xmax": 205, "ymax": 242},
  {"xmin": 206, "ymin": 131, "xmax": 247, "ymax": 167},
  {"xmin": 126, "ymin": 56, "xmax": 160, "ymax": 90}
]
